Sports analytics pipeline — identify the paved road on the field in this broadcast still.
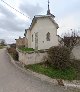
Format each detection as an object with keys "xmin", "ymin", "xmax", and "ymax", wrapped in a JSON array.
[{"xmin": 0, "ymin": 48, "xmax": 79, "ymax": 92}]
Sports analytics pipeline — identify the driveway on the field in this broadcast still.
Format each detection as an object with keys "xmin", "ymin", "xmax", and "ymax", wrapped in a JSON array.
[{"xmin": 0, "ymin": 48, "xmax": 79, "ymax": 92}]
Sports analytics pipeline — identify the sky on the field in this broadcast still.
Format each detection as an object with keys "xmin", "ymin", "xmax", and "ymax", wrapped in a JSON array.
[{"xmin": 0, "ymin": 0, "xmax": 80, "ymax": 43}]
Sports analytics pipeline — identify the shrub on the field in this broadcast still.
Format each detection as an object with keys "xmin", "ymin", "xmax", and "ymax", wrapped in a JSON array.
[
  {"xmin": 47, "ymin": 46, "xmax": 71, "ymax": 70},
  {"xmin": 7, "ymin": 47, "xmax": 19, "ymax": 61}
]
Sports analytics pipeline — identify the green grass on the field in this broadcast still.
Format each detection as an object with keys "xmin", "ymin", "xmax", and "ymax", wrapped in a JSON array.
[
  {"xmin": 71, "ymin": 60, "xmax": 80, "ymax": 80},
  {"xmin": 0, "ymin": 45, "xmax": 4, "ymax": 49},
  {"xmin": 25, "ymin": 63, "xmax": 76, "ymax": 80},
  {"xmin": 19, "ymin": 47, "xmax": 34, "ymax": 52}
]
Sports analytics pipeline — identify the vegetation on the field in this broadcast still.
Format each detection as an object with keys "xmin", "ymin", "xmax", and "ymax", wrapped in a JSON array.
[
  {"xmin": 0, "ymin": 45, "xmax": 4, "ymax": 49},
  {"xmin": 19, "ymin": 47, "xmax": 34, "ymax": 52},
  {"xmin": 25, "ymin": 63, "xmax": 76, "ymax": 80},
  {"xmin": 47, "ymin": 46, "xmax": 71, "ymax": 70},
  {"xmin": 24, "ymin": 46, "xmax": 80, "ymax": 80},
  {"xmin": 71, "ymin": 59, "xmax": 80, "ymax": 80},
  {"xmin": 7, "ymin": 47, "xmax": 18, "ymax": 61},
  {"xmin": 25, "ymin": 59, "xmax": 80, "ymax": 80},
  {"xmin": 1, "ymin": 40, "xmax": 5, "ymax": 46},
  {"xmin": 63, "ymin": 30, "xmax": 80, "ymax": 49}
]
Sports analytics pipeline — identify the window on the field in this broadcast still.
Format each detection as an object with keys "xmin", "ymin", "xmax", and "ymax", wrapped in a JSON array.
[
  {"xmin": 32, "ymin": 34, "xmax": 33, "ymax": 42},
  {"xmin": 46, "ymin": 32, "xmax": 50, "ymax": 41}
]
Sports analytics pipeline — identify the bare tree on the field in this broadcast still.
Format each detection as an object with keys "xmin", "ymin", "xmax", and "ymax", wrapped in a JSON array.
[
  {"xmin": 63, "ymin": 29, "xmax": 80, "ymax": 49},
  {"xmin": 1, "ymin": 40, "xmax": 5, "ymax": 46}
]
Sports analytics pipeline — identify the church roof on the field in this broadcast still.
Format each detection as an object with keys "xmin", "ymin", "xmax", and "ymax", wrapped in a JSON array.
[{"xmin": 29, "ymin": 15, "xmax": 59, "ymax": 30}]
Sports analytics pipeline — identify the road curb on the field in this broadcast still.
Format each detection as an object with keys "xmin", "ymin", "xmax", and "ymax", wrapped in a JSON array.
[{"xmin": 7, "ymin": 52, "xmax": 80, "ymax": 89}]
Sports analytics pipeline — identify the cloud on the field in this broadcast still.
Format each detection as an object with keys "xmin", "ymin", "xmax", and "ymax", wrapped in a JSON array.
[
  {"xmin": 0, "ymin": 28, "xmax": 24, "ymax": 43},
  {"xmin": 19, "ymin": 1, "xmax": 43, "ymax": 18},
  {"xmin": 0, "ymin": 3, "xmax": 30, "ymax": 43},
  {"xmin": 0, "ymin": 0, "xmax": 80, "ymax": 43},
  {"xmin": 53, "ymin": 0, "xmax": 80, "ymax": 18},
  {"xmin": 0, "ymin": 0, "xmax": 42, "ymax": 43},
  {"xmin": 0, "ymin": 3, "xmax": 29, "ymax": 32},
  {"xmin": 57, "ymin": 11, "xmax": 80, "ymax": 36}
]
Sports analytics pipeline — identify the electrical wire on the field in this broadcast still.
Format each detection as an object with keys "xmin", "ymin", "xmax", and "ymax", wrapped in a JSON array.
[{"xmin": 1, "ymin": 0, "xmax": 31, "ymax": 19}]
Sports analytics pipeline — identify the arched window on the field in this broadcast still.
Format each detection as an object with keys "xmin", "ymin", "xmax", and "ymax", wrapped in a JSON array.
[
  {"xmin": 32, "ymin": 34, "xmax": 33, "ymax": 42},
  {"xmin": 46, "ymin": 32, "xmax": 50, "ymax": 41}
]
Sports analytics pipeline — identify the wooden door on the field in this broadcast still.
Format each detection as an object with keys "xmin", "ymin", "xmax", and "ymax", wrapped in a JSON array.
[{"xmin": 35, "ymin": 32, "xmax": 38, "ymax": 50}]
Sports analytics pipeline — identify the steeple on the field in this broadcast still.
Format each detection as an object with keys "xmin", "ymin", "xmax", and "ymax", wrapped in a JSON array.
[{"xmin": 47, "ymin": 0, "xmax": 51, "ymax": 15}]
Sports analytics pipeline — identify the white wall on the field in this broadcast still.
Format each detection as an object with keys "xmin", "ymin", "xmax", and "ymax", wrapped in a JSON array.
[
  {"xmin": 30, "ymin": 17, "xmax": 59, "ymax": 50},
  {"xmin": 72, "ymin": 46, "xmax": 80, "ymax": 60},
  {"xmin": 18, "ymin": 50, "xmax": 47, "ymax": 65},
  {"xmin": 26, "ymin": 29, "xmax": 31, "ymax": 48}
]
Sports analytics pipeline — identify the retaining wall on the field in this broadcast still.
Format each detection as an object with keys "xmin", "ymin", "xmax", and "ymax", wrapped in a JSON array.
[
  {"xmin": 17, "ymin": 50, "xmax": 47, "ymax": 65},
  {"xmin": 72, "ymin": 46, "xmax": 80, "ymax": 60}
]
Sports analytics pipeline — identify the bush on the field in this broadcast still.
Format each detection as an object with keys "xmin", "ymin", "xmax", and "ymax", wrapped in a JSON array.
[
  {"xmin": 7, "ymin": 47, "xmax": 19, "ymax": 61},
  {"xmin": 47, "ymin": 46, "xmax": 71, "ymax": 70}
]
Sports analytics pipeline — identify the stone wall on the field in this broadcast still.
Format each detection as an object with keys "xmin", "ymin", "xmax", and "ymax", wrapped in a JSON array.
[
  {"xmin": 72, "ymin": 45, "xmax": 80, "ymax": 60},
  {"xmin": 17, "ymin": 45, "xmax": 80, "ymax": 65},
  {"xmin": 17, "ymin": 50, "xmax": 47, "ymax": 65},
  {"xmin": 15, "ymin": 37, "xmax": 28, "ymax": 48}
]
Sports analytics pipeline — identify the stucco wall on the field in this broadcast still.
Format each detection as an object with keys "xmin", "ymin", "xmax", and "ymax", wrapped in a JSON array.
[
  {"xmin": 18, "ymin": 50, "xmax": 47, "ymax": 65},
  {"xmin": 26, "ymin": 29, "xmax": 31, "ymax": 48},
  {"xmin": 16, "ymin": 37, "xmax": 28, "ymax": 48},
  {"xmin": 30, "ymin": 17, "xmax": 59, "ymax": 50},
  {"xmin": 72, "ymin": 46, "xmax": 80, "ymax": 60}
]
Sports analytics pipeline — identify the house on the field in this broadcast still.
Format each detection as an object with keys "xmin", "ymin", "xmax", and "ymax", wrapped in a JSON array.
[
  {"xmin": 24, "ymin": 1, "xmax": 61, "ymax": 50},
  {"xmin": 15, "ymin": 37, "xmax": 28, "ymax": 48}
]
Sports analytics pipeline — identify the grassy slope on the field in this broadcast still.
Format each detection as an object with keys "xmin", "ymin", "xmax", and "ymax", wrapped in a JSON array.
[
  {"xmin": 25, "ymin": 63, "xmax": 76, "ymax": 80},
  {"xmin": 0, "ymin": 46, "xmax": 4, "ymax": 49}
]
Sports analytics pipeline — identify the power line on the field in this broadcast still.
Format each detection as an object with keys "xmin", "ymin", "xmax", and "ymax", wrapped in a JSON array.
[{"xmin": 1, "ymin": 0, "xmax": 31, "ymax": 20}]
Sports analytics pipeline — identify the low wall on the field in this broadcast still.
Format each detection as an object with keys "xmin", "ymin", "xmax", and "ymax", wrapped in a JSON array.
[
  {"xmin": 18, "ymin": 46, "xmax": 80, "ymax": 65},
  {"xmin": 72, "ymin": 46, "xmax": 80, "ymax": 60},
  {"xmin": 17, "ymin": 50, "xmax": 47, "ymax": 65}
]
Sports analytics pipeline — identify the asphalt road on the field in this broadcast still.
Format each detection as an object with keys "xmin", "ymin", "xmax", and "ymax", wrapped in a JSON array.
[{"xmin": 0, "ymin": 48, "xmax": 79, "ymax": 92}]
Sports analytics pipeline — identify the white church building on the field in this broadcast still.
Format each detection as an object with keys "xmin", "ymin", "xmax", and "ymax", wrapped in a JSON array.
[{"xmin": 24, "ymin": 1, "xmax": 61, "ymax": 50}]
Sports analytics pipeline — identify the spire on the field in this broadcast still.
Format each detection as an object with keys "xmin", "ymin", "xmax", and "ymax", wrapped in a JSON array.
[
  {"xmin": 47, "ymin": 0, "xmax": 50, "ymax": 15},
  {"xmin": 48, "ymin": 0, "xmax": 50, "ymax": 11}
]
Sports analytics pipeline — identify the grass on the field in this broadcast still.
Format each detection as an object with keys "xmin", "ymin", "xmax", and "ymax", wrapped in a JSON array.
[
  {"xmin": 19, "ymin": 47, "xmax": 34, "ymax": 52},
  {"xmin": 0, "ymin": 45, "xmax": 4, "ymax": 49},
  {"xmin": 71, "ymin": 60, "xmax": 80, "ymax": 80},
  {"xmin": 25, "ymin": 63, "xmax": 76, "ymax": 80}
]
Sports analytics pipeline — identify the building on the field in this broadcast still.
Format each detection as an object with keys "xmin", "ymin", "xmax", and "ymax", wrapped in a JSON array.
[
  {"xmin": 15, "ymin": 37, "xmax": 28, "ymax": 48},
  {"xmin": 24, "ymin": 1, "xmax": 61, "ymax": 50}
]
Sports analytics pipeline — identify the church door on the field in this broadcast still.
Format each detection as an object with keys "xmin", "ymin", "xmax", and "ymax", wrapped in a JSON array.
[{"xmin": 35, "ymin": 32, "xmax": 38, "ymax": 50}]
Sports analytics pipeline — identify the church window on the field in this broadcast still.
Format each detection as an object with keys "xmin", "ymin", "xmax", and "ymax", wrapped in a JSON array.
[
  {"xmin": 32, "ymin": 34, "xmax": 33, "ymax": 42},
  {"xmin": 46, "ymin": 32, "xmax": 50, "ymax": 41}
]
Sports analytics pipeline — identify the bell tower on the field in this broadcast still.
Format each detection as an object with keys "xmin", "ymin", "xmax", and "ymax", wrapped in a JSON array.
[{"xmin": 47, "ymin": 0, "xmax": 51, "ymax": 15}]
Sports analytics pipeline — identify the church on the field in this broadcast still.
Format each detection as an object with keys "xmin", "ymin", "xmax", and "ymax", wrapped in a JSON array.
[{"xmin": 24, "ymin": 1, "xmax": 61, "ymax": 50}]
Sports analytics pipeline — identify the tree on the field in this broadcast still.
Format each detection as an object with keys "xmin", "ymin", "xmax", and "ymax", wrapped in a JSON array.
[
  {"xmin": 1, "ymin": 40, "xmax": 5, "ymax": 46},
  {"xmin": 63, "ymin": 30, "xmax": 80, "ymax": 49}
]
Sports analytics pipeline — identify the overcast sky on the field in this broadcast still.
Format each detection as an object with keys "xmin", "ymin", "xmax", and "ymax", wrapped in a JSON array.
[{"xmin": 0, "ymin": 0, "xmax": 80, "ymax": 43}]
